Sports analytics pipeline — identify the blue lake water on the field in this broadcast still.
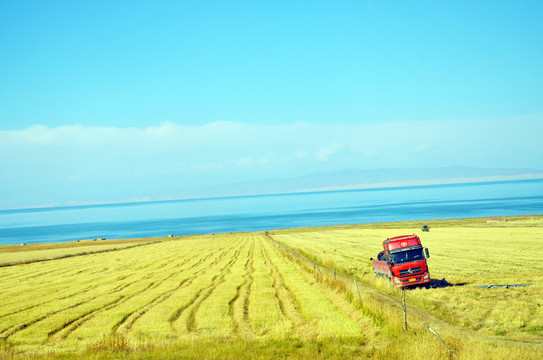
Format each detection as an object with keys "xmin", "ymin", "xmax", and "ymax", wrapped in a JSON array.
[{"xmin": 1, "ymin": 179, "xmax": 543, "ymax": 245}]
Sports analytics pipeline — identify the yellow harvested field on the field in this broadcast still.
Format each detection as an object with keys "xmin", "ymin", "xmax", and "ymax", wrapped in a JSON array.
[
  {"xmin": 273, "ymin": 215, "xmax": 543, "ymax": 339},
  {"xmin": 0, "ymin": 233, "xmax": 376, "ymax": 358},
  {"xmin": 0, "ymin": 238, "xmax": 162, "ymax": 266},
  {"xmin": 0, "ymin": 216, "xmax": 542, "ymax": 359}
]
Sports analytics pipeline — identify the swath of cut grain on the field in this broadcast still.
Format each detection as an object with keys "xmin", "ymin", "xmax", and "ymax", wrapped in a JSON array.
[
  {"xmin": 0, "ymin": 251, "xmax": 172, "ymax": 319},
  {"xmin": 259, "ymin": 235, "xmax": 307, "ymax": 335},
  {"xmin": 104, "ymin": 239, "xmax": 228, "ymax": 339},
  {"xmin": 111, "ymin": 252, "xmax": 215, "ymax": 337},
  {"xmin": 130, "ymin": 235, "xmax": 241, "ymax": 341},
  {"xmin": 49, "ymin": 261, "xmax": 186, "ymax": 343},
  {"xmin": 229, "ymin": 237, "xmax": 255, "ymax": 336},
  {"xmin": 114, "ymin": 237, "xmax": 237, "ymax": 343},
  {"xmin": 246, "ymin": 236, "xmax": 289, "ymax": 337},
  {"xmin": 178, "ymin": 243, "xmax": 245, "ymax": 335},
  {"xmin": 193, "ymin": 234, "xmax": 253, "ymax": 336},
  {"xmin": 262, "ymin": 234, "xmax": 362, "ymax": 338},
  {"xmin": 1, "ymin": 242, "xmax": 185, "ymax": 348},
  {"xmin": 268, "ymin": 238, "xmax": 377, "ymax": 345}
]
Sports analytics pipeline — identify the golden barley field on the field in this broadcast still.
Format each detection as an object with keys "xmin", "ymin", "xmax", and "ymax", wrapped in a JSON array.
[
  {"xmin": 0, "ymin": 216, "xmax": 542, "ymax": 359},
  {"xmin": 0, "ymin": 237, "xmax": 161, "ymax": 266},
  {"xmin": 272, "ymin": 215, "xmax": 543, "ymax": 340}
]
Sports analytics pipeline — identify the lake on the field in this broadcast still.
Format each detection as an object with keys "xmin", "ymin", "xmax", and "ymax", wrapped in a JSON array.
[{"xmin": 1, "ymin": 179, "xmax": 542, "ymax": 245}]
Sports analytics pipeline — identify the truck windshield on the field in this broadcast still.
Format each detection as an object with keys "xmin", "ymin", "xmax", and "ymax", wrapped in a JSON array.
[{"xmin": 390, "ymin": 249, "xmax": 424, "ymax": 264}]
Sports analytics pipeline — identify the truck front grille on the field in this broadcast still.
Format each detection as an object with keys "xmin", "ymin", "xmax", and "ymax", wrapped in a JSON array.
[
  {"xmin": 399, "ymin": 267, "xmax": 422, "ymax": 276},
  {"xmin": 401, "ymin": 277, "xmax": 422, "ymax": 284}
]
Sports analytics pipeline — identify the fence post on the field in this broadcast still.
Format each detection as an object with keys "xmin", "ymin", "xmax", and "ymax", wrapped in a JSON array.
[
  {"xmin": 354, "ymin": 279, "xmax": 362, "ymax": 301},
  {"xmin": 333, "ymin": 268, "xmax": 336, "ymax": 281},
  {"xmin": 402, "ymin": 287, "xmax": 408, "ymax": 334},
  {"xmin": 422, "ymin": 322, "xmax": 458, "ymax": 359}
]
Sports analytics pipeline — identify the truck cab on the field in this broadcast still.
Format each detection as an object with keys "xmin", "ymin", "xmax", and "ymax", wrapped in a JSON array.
[{"xmin": 372, "ymin": 234, "xmax": 431, "ymax": 287}]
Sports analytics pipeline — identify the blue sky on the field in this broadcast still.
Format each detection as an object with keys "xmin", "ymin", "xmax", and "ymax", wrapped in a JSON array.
[{"xmin": 1, "ymin": 1, "xmax": 542, "ymax": 208}]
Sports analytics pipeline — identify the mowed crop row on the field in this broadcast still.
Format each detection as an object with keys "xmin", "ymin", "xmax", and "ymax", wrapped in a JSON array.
[{"xmin": 0, "ymin": 233, "xmax": 375, "ymax": 355}]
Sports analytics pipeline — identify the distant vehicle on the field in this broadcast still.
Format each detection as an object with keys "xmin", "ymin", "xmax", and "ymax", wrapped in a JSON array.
[{"xmin": 372, "ymin": 234, "xmax": 431, "ymax": 287}]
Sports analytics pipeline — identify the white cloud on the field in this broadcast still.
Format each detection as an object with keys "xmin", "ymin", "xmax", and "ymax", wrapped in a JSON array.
[
  {"xmin": 233, "ymin": 157, "xmax": 255, "ymax": 168},
  {"xmin": 294, "ymin": 150, "xmax": 308, "ymax": 159},
  {"xmin": 5, "ymin": 124, "xmax": 59, "ymax": 145},
  {"xmin": 233, "ymin": 153, "xmax": 276, "ymax": 168},
  {"xmin": 314, "ymin": 142, "xmax": 345, "ymax": 161},
  {"xmin": 364, "ymin": 151, "xmax": 379, "ymax": 159},
  {"xmin": 1, "ymin": 114, "xmax": 542, "ymax": 207},
  {"xmin": 2, "ymin": 115, "xmax": 542, "ymax": 169},
  {"xmin": 414, "ymin": 144, "xmax": 431, "ymax": 153},
  {"xmin": 191, "ymin": 162, "xmax": 225, "ymax": 173}
]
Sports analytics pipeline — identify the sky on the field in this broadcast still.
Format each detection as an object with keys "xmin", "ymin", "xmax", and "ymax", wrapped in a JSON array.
[{"xmin": 1, "ymin": 1, "xmax": 542, "ymax": 208}]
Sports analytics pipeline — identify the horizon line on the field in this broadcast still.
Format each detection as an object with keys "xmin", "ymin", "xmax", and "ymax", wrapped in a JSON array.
[{"xmin": 2, "ymin": 173, "xmax": 543, "ymax": 213}]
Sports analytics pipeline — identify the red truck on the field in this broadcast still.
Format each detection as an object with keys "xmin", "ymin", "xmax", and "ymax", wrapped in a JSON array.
[{"xmin": 372, "ymin": 234, "xmax": 431, "ymax": 287}]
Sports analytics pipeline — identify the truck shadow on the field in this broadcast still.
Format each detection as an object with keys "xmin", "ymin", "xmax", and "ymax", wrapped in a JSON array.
[
  {"xmin": 405, "ymin": 279, "xmax": 470, "ymax": 289},
  {"xmin": 424, "ymin": 278, "xmax": 469, "ymax": 288}
]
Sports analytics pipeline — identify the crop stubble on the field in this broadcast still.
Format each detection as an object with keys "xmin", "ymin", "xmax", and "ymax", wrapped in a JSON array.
[
  {"xmin": 3, "ymin": 217, "xmax": 541, "ymax": 359},
  {"xmin": 0, "ymin": 232, "xmax": 372, "ymax": 355}
]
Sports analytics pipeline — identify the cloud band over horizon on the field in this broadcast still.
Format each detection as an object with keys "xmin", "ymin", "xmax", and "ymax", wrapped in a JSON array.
[{"xmin": 1, "ymin": 114, "xmax": 542, "ymax": 208}]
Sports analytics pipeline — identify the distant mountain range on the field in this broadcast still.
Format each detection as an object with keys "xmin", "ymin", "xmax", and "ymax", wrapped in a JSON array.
[{"xmin": 191, "ymin": 166, "xmax": 543, "ymax": 198}]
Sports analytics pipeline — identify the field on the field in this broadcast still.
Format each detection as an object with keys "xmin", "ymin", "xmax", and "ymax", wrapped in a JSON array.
[
  {"xmin": 0, "ymin": 216, "xmax": 542, "ymax": 359},
  {"xmin": 273, "ymin": 215, "xmax": 543, "ymax": 339},
  {"xmin": 0, "ymin": 238, "xmax": 162, "ymax": 266}
]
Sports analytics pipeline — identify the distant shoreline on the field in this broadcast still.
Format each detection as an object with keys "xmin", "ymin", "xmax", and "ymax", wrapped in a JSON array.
[
  {"xmin": 298, "ymin": 173, "xmax": 543, "ymax": 193},
  {"xmin": 2, "ymin": 214, "xmax": 542, "ymax": 252},
  {"xmin": 2, "ymin": 173, "xmax": 543, "ymax": 213},
  {"xmin": 2, "ymin": 179, "xmax": 542, "ymax": 246}
]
